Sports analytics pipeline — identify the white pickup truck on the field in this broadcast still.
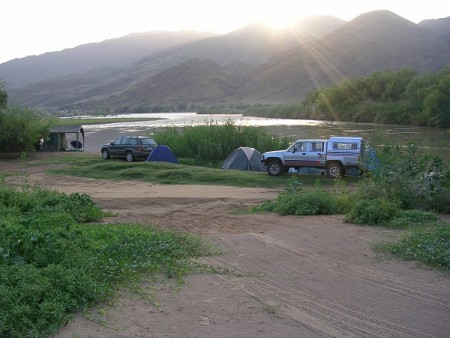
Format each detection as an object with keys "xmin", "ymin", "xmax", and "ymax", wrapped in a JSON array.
[{"xmin": 261, "ymin": 136, "xmax": 364, "ymax": 178}]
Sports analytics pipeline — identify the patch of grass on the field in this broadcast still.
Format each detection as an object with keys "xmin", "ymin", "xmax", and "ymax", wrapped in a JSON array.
[
  {"xmin": 255, "ymin": 189, "xmax": 340, "ymax": 216},
  {"xmin": 32, "ymin": 153, "xmax": 351, "ymax": 189},
  {"xmin": 375, "ymin": 223, "xmax": 450, "ymax": 271},
  {"xmin": 344, "ymin": 198, "xmax": 401, "ymax": 225},
  {"xmin": 0, "ymin": 187, "xmax": 212, "ymax": 337},
  {"xmin": 387, "ymin": 210, "xmax": 439, "ymax": 229},
  {"xmin": 253, "ymin": 177, "xmax": 352, "ymax": 216}
]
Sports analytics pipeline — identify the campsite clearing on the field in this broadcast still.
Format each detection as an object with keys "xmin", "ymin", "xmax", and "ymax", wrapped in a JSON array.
[{"xmin": 1, "ymin": 154, "xmax": 449, "ymax": 338}]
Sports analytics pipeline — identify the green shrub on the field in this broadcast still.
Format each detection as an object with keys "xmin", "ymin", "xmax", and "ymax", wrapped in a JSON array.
[
  {"xmin": 387, "ymin": 209, "xmax": 439, "ymax": 229},
  {"xmin": 255, "ymin": 184, "xmax": 344, "ymax": 216},
  {"xmin": 344, "ymin": 198, "xmax": 401, "ymax": 225},
  {"xmin": 273, "ymin": 190, "xmax": 339, "ymax": 215},
  {"xmin": 376, "ymin": 223, "xmax": 450, "ymax": 270},
  {"xmin": 0, "ymin": 187, "xmax": 211, "ymax": 337},
  {"xmin": 0, "ymin": 106, "xmax": 53, "ymax": 152},
  {"xmin": 254, "ymin": 177, "xmax": 352, "ymax": 216},
  {"xmin": 359, "ymin": 142, "xmax": 450, "ymax": 212},
  {"xmin": 0, "ymin": 188, "xmax": 103, "ymax": 224}
]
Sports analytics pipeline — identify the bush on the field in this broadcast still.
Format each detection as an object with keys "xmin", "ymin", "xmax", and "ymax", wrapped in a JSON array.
[
  {"xmin": 254, "ymin": 177, "xmax": 347, "ymax": 216},
  {"xmin": 387, "ymin": 209, "xmax": 439, "ymax": 229},
  {"xmin": 0, "ymin": 188, "xmax": 103, "ymax": 224},
  {"xmin": 376, "ymin": 223, "xmax": 450, "ymax": 270},
  {"xmin": 0, "ymin": 106, "xmax": 52, "ymax": 152},
  {"xmin": 272, "ymin": 189, "xmax": 340, "ymax": 215},
  {"xmin": 344, "ymin": 198, "xmax": 401, "ymax": 225},
  {"xmin": 360, "ymin": 142, "xmax": 450, "ymax": 212},
  {"xmin": 0, "ymin": 187, "xmax": 210, "ymax": 337}
]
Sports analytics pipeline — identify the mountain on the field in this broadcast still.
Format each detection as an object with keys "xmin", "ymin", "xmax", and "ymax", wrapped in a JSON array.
[
  {"xmin": 6, "ymin": 15, "xmax": 345, "ymax": 111},
  {"xmin": 4, "ymin": 11, "xmax": 450, "ymax": 112},
  {"xmin": 0, "ymin": 30, "xmax": 217, "ymax": 87},
  {"xmin": 106, "ymin": 58, "xmax": 236, "ymax": 108},
  {"xmin": 233, "ymin": 11, "xmax": 450, "ymax": 103},
  {"xmin": 418, "ymin": 16, "xmax": 450, "ymax": 35}
]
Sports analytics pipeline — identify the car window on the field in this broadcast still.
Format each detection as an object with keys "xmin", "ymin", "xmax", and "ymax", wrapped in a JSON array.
[
  {"xmin": 141, "ymin": 138, "xmax": 156, "ymax": 145},
  {"xmin": 294, "ymin": 142, "xmax": 307, "ymax": 152},
  {"xmin": 311, "ymin": 142, "xmax": 324, "ymax": 152},
  {"xmin": 112, "ymin": 137, "xmax": 122, "ymax": 145},
  {"xmin": 129, "ymin": 138, "xmax": 138, "ymax": 145},
  {"xmin": 332, "ymin": 142, "xmax": 358, "ymax": 150}
]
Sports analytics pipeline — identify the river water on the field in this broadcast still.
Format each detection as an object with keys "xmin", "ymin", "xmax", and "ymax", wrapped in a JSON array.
[{"xmin": 78, "ymin": 112, "xmax": 450, "ymax": 160}]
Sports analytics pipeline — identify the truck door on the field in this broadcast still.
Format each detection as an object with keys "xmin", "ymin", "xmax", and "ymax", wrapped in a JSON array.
[{"xmin": 284, "ymin": 141, "xmax": 325, "ymax": 168}]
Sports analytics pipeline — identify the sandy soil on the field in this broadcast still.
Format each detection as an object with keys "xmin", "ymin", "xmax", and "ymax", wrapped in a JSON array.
[{"xmin": 1, "ymin": 154, "xmax": 449, "ymax": 338}]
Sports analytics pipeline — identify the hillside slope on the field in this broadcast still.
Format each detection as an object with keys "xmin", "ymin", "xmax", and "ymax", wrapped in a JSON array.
[
  {"xmin": 5, "ymin": 11, "xmax": 450, "ymax": 112},
  {"xmin": 233, "ymin": 11, "xmax": 450, "ymax": 103},
  {"xmin": 0, "ymin": 30, "xmax": 217, "ymax": 87}
]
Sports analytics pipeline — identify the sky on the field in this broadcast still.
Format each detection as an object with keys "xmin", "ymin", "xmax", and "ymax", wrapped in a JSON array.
[{"xmin": 1, "ymin": 0, "xmax": 449, "ymax": 64}]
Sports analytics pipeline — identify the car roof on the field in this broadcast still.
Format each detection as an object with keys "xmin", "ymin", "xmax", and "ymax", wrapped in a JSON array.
[
  {"xmin": 120, "ymin": 136, "xmax": 151, "ymax": 138},
  {"xmin": 293, "ymin": 139, "xmax": 327, "ymax": 143}
]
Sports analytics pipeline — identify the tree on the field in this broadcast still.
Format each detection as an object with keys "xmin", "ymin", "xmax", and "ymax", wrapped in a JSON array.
[
  {"xmin": 423, "ymin": 74, "xmax": 450, "ymax": 128},
  {"xmin": 0, "ymin": 106, "xmax": 52, "ymax": 152},
  {"xmin": 0, "ymin": 81, "xmax": 7, "ymax": 108}
]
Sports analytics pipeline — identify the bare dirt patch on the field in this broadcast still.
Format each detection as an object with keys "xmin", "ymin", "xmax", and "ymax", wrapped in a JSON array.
[{"xmin": 1, "ymin": 155, "xmax": 449, "ymax": 338}]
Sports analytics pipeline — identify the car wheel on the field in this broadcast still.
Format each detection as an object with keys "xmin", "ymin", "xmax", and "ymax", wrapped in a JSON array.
[
  {"xmin": 125, "ymin": 151, "xmax": 134, "ymax": 162},
  {"xmin": 101, "ymin": 149, "xmax": 110, "ymax": 159},
  {"xmin": 267, "ymin": 160, "xmax": 284, "ymax": 176},
  {"xmin": 326, "ymin": 162, "xmax": 345, "ymax": 178}
]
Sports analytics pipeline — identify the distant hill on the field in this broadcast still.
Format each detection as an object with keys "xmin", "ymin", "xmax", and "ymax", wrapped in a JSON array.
[
  {"xmin": 0, "ymin": 30, "xmax": 217, "ymax": 87},
  {"xmin": 110, "ymin": 58, "xmax": 236, "ymax": 107},
  {"xmin": 418, "ymin": 16, "xmax": 450, "ymax": 35},
  {"xmin": 4, "ymin": 11, "xmax": 450, "ymax": 112},
  {"xmin": 7, "ymin": 15, "xmax": 345, "ymax": 111},
  {"xmin": 232, "ymin": 10, "xmax": 450, "ymax": 103}
]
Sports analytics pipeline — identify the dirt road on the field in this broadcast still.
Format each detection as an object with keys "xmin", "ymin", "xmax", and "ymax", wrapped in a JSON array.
[{"xmin": 1, "ymin": 155, "xmax": 449, "ymax": 338}]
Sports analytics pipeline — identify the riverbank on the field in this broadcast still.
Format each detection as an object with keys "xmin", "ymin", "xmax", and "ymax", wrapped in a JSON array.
[{"xmin": 61, "ymin": 113, "xmax": 450, "ymax": 160}]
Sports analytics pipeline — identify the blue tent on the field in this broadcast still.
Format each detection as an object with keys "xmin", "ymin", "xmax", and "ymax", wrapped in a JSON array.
[{"xmin": 146, "ymin": 145, "xmax": 178, "ymax": 164}]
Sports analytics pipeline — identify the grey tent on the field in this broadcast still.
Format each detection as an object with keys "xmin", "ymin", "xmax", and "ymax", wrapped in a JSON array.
[
  {"xmin": 221, "ymin": 147, "xmax": 265, "ymax": 171},
  {"xmin": 47, "ymin": 125, "xmax": 85, "ymax": 151}
]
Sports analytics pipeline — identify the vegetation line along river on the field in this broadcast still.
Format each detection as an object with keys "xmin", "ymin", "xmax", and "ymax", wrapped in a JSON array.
[{"xmin": 77, "ymin": 113, "xmax": 450, "ymax": 160}]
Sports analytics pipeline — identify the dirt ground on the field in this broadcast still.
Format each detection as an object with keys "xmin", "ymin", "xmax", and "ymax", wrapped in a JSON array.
[{"xmin": 1, "ymin": 154, "xmax": 449, "ymax": 338}]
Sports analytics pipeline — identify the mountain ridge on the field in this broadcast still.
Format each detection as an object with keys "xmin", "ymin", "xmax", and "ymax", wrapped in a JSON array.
[{"xmin": 3, "ymin": 11, "xmax": 450, "ymax": 112}]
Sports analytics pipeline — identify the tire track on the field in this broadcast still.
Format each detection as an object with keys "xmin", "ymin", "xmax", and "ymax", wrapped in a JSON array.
[
  {"xmin": 248, "ymin": 233, "xmax": 450, "ymax": 309},
  {"xmin": 201, "ymin": 231, "xmax": 449, "ymax": 337}
]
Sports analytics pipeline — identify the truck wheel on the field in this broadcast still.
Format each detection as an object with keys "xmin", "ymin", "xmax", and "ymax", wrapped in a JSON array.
[
  {"xmin": 326, "ymin": 162, "xmax": 344, "ymax": 178},
  {"xmin": 125, "ymin": 151, "xmax": 135, "ymax": 162},
  {"xmin": 267, "ymin": 160, "xmax": 284, "ymax": 176}
]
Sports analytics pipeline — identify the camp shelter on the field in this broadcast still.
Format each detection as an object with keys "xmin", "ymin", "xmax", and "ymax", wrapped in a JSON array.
[
  {"xmin": 221, "ymin": 147, "xmax": 265, "ymax": 171},
  {"xmin": 47, "ymin": 125, "xmax": 85, "ymax": 151},
  {"xmin": 146, "ymin": 145, "xmax": 178, "ymax": 164}
]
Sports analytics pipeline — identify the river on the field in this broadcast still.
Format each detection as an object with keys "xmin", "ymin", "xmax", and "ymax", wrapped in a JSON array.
[{"xmin": 77, "ymin": 112, "xmax": 450, "ymax": 160}]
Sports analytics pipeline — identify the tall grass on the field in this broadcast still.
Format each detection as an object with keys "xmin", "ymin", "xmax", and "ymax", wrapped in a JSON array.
[{"xmin": 153, "ymin": 119, "xmax": 291, "ymax": 164}]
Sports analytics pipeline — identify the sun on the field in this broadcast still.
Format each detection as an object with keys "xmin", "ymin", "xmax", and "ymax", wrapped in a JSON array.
[
  {"xmin": 256, "ymin": 11, "xmax": 299, "ymax": 30},
  {"xmin": 261, "ymin": 15, "xmax": 296, "ymax": 30}
]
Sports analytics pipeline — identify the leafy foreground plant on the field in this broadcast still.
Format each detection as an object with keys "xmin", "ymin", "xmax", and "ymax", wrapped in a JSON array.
[
  {"xmin": 253, "ymin": 177, "xmax": 351, "ymax": 215},
  {"xmin": 359, "ymin": 142, "xmax": 450, "ymax": 212},
  {"xmin": 0, "ymin": 187, "xmax": 211, "ymax": 338},
  {"xmin": 375, "ymin": 223, "xmax": 450, "ymax": 271}
]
